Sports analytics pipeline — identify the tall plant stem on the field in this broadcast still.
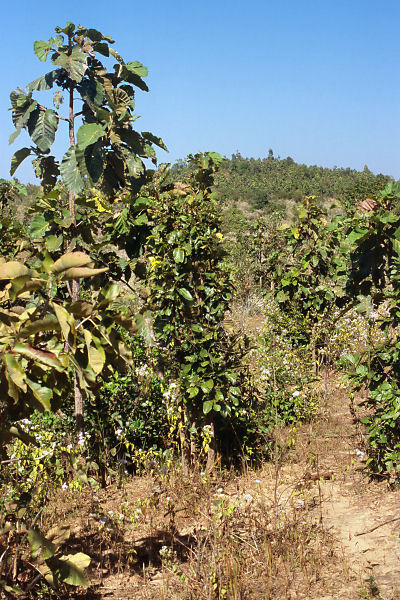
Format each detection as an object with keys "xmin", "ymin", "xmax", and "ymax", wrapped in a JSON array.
[{"xmin": 67, "ymin": 44, "xmax": 83, "ymax": 434}]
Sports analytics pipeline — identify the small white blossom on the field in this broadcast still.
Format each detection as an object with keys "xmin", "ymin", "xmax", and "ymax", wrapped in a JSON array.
[{"xmin": 292, "ymin": 390, "xmax": 301, "ymax": 397}]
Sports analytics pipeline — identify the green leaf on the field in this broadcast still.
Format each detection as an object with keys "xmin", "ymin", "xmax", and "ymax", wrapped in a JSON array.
[
  {"xmin": 26, "ymin": 378, "xmax": 53, "ymax": 411},
  {"xmin": 45, "ymin": 235, "xmax": 63, "ymax": 252},
  {"xmin": 28, "ymin": 529, "xmax": 56, "ymax": 560},
  {"xmin": 29, "ymin": 214, "xmax": 50, "ymax": 238},
  {"xmin": 86, "ymin": 28, "xmax": 104, "ymax": 41},
  {"xmin": 57, "ymin": 552, "xmax": 90, "ymax": 586},
  {"xmin": 203, "ymin": 400, "xmax": 213, "ymax": 415},
  {"xmin": 178, "ymin": 288, "xmax": 193, "ymax": 302},
  {"xmin": 119, "ymin": 67, "xmax": 149, "ymax": 92},
  {"xmin": 346, "ymin": 229, "xmax": 369, "ymax": 246},
  {"xmin": 9, "ymin": 99, "xmax": 38, "ymax": 144},
  {"xmin": 10, "ymin": 148, "xmax": 32, "ymax": 176},
  {"xmin": 28, "ymin": 108, "xmax": 58, "ymax": 152},
  {"xmin": 52, "ymin": 303, "xmax": 73, "ymax": 343},
  {"xmin": 4, "ymin": 354, "xmax": 26, "ymax": 392},
  {"xmin": 53, "ymin": 46, "xmax": 87, "ymax": 83},
  {"xmin": 201, "ymin": 379, "xmax": 214, "ymax": 393},
  {"xmin": 56, "ymin": 22, "xmax": 75, "ymax": 36},
  {"xmin": 173, "ymin": 248, "xmax": 185, "ymax": 263},
  {"xmin": 84, "ymin": 330, "xmax": 105, "ymax": 375},
  {"xmin": 76, "ymin": 123, "xmax": 104, "ymax": 150},
  {"xmin": 33, "ymin": 36, "xmax": 62, "ymax": 62},
  {"xmin": 27, "ymin": 70, "xmax": 61, "ymax": 92},
  {"xmin": 188, "ymin": 386, "xmax": 199, "ymax": 398},
  {"xmin": 77, "ymin": 78, "xmax": 105, "ymax": 107},
  {"xmin": 142, "ymin": 132, "xmax": 168, "ymax": 152},
  {"xmin": 60, "ymin": 146, "xmax": 84, "ymax": 194},
  {"xmin": 13, "ymin": 343, "xmax": 64, "ymax": 371},
  {"xmin": 125, "ymin": 61, "xmax": 148, "ymax": 77}
]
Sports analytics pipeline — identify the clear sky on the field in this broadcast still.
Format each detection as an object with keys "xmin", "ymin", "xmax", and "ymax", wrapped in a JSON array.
[{"xmin": 2, "ymin": 0, "xmax": 399, "ymax": 182}]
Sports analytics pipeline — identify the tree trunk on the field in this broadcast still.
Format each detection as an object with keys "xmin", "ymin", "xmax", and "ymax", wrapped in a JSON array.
[
  {"xmin": 178, "ymin": 399, "xmax": 190, "ymax": 477},
  {"xmin": 67, "ymin": 53, "xmax": 83, "ymax": 434},
  {"xmin": 205, "ymin": 416, "xmax": 217, "ymax": 475}
]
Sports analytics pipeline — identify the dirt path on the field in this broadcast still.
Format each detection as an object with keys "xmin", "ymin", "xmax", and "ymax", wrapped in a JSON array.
[{"xmin": 280, "ymin": 379, "xmax": 400, "ymax": 599}]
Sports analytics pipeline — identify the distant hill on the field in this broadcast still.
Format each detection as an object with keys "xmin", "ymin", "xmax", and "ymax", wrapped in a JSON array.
[{"xmin": 169, "ymin": 151, "xmax": 393, "ymax": 214}]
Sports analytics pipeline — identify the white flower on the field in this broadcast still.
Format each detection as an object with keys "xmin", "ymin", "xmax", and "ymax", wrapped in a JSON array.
[
  {"xmin": 61, "ymin": 483, "xmax": 68, "ymax": 491},
  {"xmin": 292, "ymin": 390, "xmax": 301, "ymax": 397},
  {"xmin": 115, "ymin": 428, "xmax": 123, "ymax": 438},
  {"xmin": 119, "ymin": 514, "xmax": 124, "ymax": 520},
  {"xmin": 255, "ymin": 479, "xmax": 261, "ymax": 484},
  {"xmin": 243, "ymin": 493, "xmax": 253, "ymax": 503},
  {"xmin": 108, "ymin": 510, "xmax": 114, "ymax": 516},
  {"xmin": 99, "ymin": 516, "xmax": 107, "ymax": 525},
  {"xmin": 216, "ymin": 488, "xmax": 223, "ymax": 493}
]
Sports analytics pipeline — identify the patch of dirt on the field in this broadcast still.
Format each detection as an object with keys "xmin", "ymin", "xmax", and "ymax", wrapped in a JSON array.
[{"xmin": 271, "ymin": 379, "xmax": 400, "ymax": 600}]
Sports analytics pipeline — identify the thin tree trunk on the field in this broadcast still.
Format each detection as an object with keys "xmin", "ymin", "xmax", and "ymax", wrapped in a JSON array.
[
  {"xmin": 67, "ymin": 49, "xmax": 83, "ymax": 434},
  {"xmin": 179, "ymin": 420, "xmax": 190, "ymax": 477},
  {"xmin": 206, "ymin": 416, "xmax": 216, "ymax": 475}
]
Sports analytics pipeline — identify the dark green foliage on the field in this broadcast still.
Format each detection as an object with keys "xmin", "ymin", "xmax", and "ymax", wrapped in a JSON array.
[
  {"xmin": 215, "ymin": 153, "xmax": 392, "ymax": 212},
  {"xmin": 342, "ymin": 182, "xmax": 400, "ymax": 479},
  {"xmin": 9, "ymin": 22, "xmax": 165, "ymax": 198}
]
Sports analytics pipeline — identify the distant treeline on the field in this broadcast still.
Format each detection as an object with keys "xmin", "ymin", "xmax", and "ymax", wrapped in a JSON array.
[{"xmin": 169, "ymin": 150, "xmax": 393, "ymax": 212}]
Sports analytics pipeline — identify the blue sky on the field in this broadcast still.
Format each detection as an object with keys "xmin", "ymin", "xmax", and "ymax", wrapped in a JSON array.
[{"xmin": 2, "ymin": 0, "xmax": 399, "ymax": 182}]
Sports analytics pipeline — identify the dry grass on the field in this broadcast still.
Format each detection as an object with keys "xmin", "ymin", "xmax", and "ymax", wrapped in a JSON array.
[{"xmin": 31, "ymin": 458, "xmax": 363, "ymax": 600}]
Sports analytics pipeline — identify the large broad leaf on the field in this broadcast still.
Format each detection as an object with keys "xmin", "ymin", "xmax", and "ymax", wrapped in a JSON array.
[
  {"xmin": 0, "ymin": 261, "xmax": 31, "ymax": 280},
  {"xmin": 27, "ymin": 70, "xmax": 61, "ymax": 92},
  {"xmin": 55, "ymin": 22, "xmax": 75, "ymax": 36},
  {"xmin": 61, "ymin": 266, "xmax": 108, "ymax": 280},
  {"xmin": 125, "ymin": 61, "xmax": 148, "ymax": 77},
  {"xmin": 60, "ymin": 146, "xmax": 84, "ymax": 194},
  {"xmin": 84, "ymin": 330, "xmax": 105, "ymax": 375},
  {"xmin": 26, "ymin": 378, "xmax": 53, "ymax": 411},
  {"xmin": 57, "ymin": 552, "xmax": 91, "ymax": 586},
  {"xmin": 142, "ymin": 132, "xmax": 168, "ymax": 152},
  {"xmin": 77, "ymin": 78, "xmax": 105, "ymax": 107},
  {"xmin": 14, "ymin": 343, "xmax": 64, "ymax": 371},
  {"xmin": 123, "ymin": 153, "xmax": 144, "ymax": 178},
  {"xmin": 10, "ymin": 148, "xmax": 32, "ymax": 176},
  {"xmin": 52, "ymin": 303, "xmax": 73, "ymax": 343},
  {"xmin": 53, "ymin": 46, "xmax": 87, "ymax": 83},
  {"xmin": 9, "ymin": 99, "xmax": 38, "ymax": 144},
  {"xmin": 178, "ymin": 288, "xmax": 194, "ymax": 302},
  {"xmin": 4, "ymin": 353, "xmax": 26, "ymax": 392},
  {"xmin": 33, "ymin": 156, "xmax": 60, "ymax": 193},
  {"xmin": 28, "ymin": 108, "xmax": 58, "ymax": 153},
  {"xmin": 76, "ymin": 123, "xmax": 104, "ymax": 150},
  {"xmin": 119, "ymin": 66, "xmax": 149, "ymax": 92},
  {"xmin": 52, "ymin": 252, "xmax": 93, "ymax": 274},
  {"xmin": 84, "ymin": 141, "xmax": 105, "ymax": 183},
  {"xmin": 21, "ymin": 315, "xmax": 61, "ymax": 336},
  {"xmin": 28, "ymin": 528, "xmax": 56, "ymax": 559},
  {"xmin": 29, "ymin": 214, "xmax": 50, "ymax": 238},
  {"xmin": 0, "ymin": 425, "xmax": 38, "ymax": 446},
  {"xmin": 33, "ymin": 36, "xmax": 63, "ymax": 62}
]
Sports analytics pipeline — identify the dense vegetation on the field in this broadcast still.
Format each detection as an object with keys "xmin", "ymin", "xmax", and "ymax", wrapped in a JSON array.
[
  {"xmin": 170, "ymin": 150, "xmax": 392, "ymax": 213},
  {"xmin": 1, "ymin": 21, "xmax": 400, "ymax": 599}
]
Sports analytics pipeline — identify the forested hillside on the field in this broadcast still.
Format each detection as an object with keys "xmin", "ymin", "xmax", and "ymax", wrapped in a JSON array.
[{"xmin": 170, "ymin": 151, "xmax": 393, "ymax": 214}]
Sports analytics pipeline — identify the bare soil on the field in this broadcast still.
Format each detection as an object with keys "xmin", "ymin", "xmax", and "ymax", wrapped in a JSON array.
[{"xmin": 45, "ymin": 378, "xmax": 400, "ymax": 599}]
